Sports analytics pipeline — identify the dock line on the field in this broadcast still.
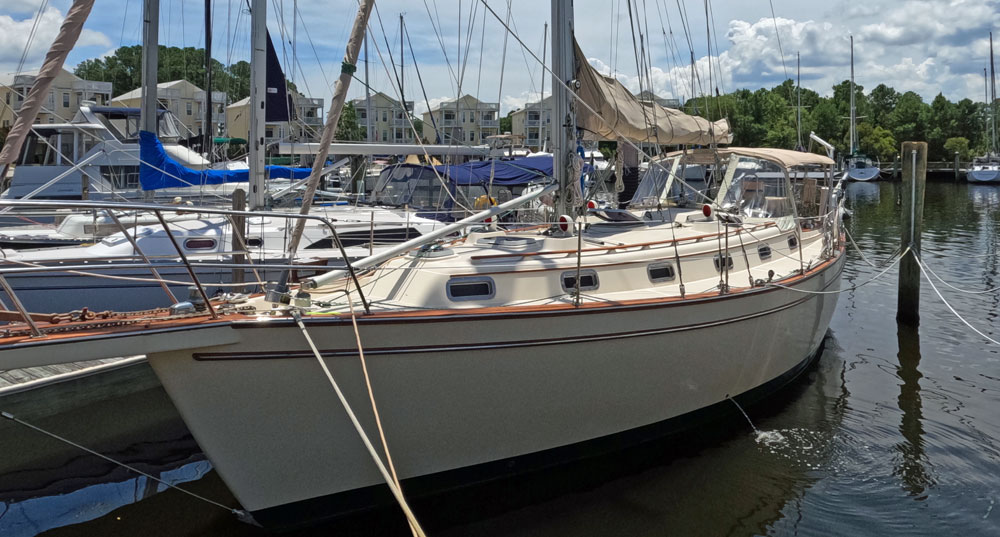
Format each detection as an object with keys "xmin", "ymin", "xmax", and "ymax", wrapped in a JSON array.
[{"xmin": 0, "ymin": 410, "xmax": 258, "ymax": 526}]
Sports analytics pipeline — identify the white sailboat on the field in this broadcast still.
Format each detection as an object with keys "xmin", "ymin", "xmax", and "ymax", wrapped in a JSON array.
[
  {"xmin": 969, "ymin": 33, "xmax": 1000, "ymax": 183},
  {"xmin": 0, "ymin": 0, "xmax": 846, "ymax": 531},
  {"xmin": 845, "ymin": 36, "xmax": 881, "ymax": 182}
]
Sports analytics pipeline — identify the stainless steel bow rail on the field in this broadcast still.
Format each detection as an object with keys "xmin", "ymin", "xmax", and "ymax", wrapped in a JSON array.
[{"xmin": 0, "ymin": 199, "xmax": 373, "ymax": 333}]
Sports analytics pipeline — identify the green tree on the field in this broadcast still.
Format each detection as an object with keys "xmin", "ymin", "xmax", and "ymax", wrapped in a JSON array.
[
  {"xmin": 335, "ymin": 102, "xmax": 364, "ymax": 141},
  {"xmin": 858, "ymin": 123, "xmax": 897, "ymax": 161},
  {"xmin": 944, "ymin": 136, "xmax": 972, "ymax": 161},
  {"xmin": 868, "ymin": 84, "xmax": 899, "ymax": 126},
  {"xmin": 499, "ymin": 111, "xmax": 513, "ymax": 134}
]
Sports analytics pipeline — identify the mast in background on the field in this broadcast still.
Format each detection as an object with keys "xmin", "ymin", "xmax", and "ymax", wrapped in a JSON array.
[
  {"xmin": 248, "ymin": 0, "xmax": 267, "ymax": 209},
  {"xmin": 540, "ymin": 22, "xmax": 548, "ymax": 151},
  {"xmin": 849, "ymin": 35, "xmax": 856, "ymax": 157},
  {"xmin": 991, "ymin": 32, "xmax": 997, "ymax": 154},
  {"xmin": 796, "ymin": 51, "xmax": 802, "ymax": 150},
  {"xmin": 204, "ymin": 0, "xmax": 213, "ymax": 163},
  {"xmin": 551, "ymin": 0, "xmax": 575, "ymax": 218}
]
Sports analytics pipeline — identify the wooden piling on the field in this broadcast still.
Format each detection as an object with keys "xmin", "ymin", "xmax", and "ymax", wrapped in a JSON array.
[
  {"xmin": 893, "ymin": 154, "xmax": 900, "ymax": 180},
  {"xmin": 231, "ymin": 188, "xmax": 247, "ymax": 291},
  {"xmin": 897, "ymin": 142, "xmax": 927, "ymax": 325},
  {"xmin": 954, "ymin": 152, "xmax": 960, "ymax": 181}
]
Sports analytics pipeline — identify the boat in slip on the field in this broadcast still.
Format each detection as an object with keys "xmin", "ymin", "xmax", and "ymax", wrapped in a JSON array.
[
  {"xmin": 0, "ymin": 0, "xmax": 845, "ymax": 531},
  {"xmin": 0, "ymin": 146, "xmax": 846, "ymax": 529}
]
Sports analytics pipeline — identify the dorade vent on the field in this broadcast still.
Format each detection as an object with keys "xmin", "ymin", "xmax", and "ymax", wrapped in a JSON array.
[
  {"xmin": 648, "ymin": 262, "xmax": 676, "ymax": 283},
  {"xmin": 477, "ymin": 236, "xmax": 538, "ymax": 248},
  {"xmin": 447, "ymin": 276, "xmax": 496, "ymax": 301},
  {"xmin": 714, "ymin": 254, "xmax": 734, "ymax": 272},
  {"xmin": 562, "ymin": 269, "xmax": 599, "ymax": 292},
  {"xmin": 184, "ymin": 238, "xmax": 217, "ymax": 250},
  {"xmin": 758, "ymin": 244, "xmax": 772, "ymax": 260},
  {"xmin": 788, "ymin": 235, "xmax": 798, "ymax": 250}
]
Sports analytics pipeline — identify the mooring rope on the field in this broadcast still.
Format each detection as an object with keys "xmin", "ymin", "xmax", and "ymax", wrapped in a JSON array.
[
  {"xmin": 290, "ymin": 310, "xmax": 427, "ymax": 536},
  {"xmin": 765, "ymin": 246, "xmax": 908, "ymax": 295},
  {"xmin": 912, "ymin": 251, "xmax": 1000, "ymax": 346},
  {"xmin": 0, "ymin": 410, "xmax": 257, "ymax": 524},
  {"xmin": 915, "ymin": 254, "xmax": 1000, "ymax": 295}
]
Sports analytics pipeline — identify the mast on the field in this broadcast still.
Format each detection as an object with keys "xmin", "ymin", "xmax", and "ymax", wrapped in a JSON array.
[
  {"xmin": 364, "ymin": 34, "xmax": 372, "ymax": 145},
  {"xmin": 248, "ymin": 0, "xmax": 267, "ymax": 209},
  {"xmin": 551, "ymin": 0, "xmax": 575, "ymax": 219},
  {"xmin": 849, "ymin": 35, "xmax": 856, "ymax": 156},
  {"xmin": 204, "ymin": 0, "xmax": 213, "ymax": 163},
  {"xmin": 285, "ymin": 0, "xmax": 375, "ymax": 256},
  {"xmin": 540, "ymin": 22, "xmax": 548, "ymax": 151},
  {"xmin": 796, "ymin": 51, "xmax": 802, "ymax": 150},
  {"xmin": 393, "ymin": 13, "xmax": 400, "ymax": 115},
  {"xmin": 991, "ymin": 32, "xmax": 997, "ymax": 154},
  {"xmin": 292, "ymin": 0, "xmax": 297, "ymax": 87},
  {"xmin": 986, "ymin": 67, "xmax": 990, "ymax": 154}
]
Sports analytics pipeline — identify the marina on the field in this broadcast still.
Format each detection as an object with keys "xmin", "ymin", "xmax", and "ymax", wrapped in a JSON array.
[{"xmin": 0, "ymin": 0, "xmax": 999, "ymax": 535}]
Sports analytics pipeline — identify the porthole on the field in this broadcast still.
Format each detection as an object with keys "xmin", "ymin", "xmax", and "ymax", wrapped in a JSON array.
[
  {"xmin": 788, "ymin": 235, "xmax": 798, "ymax": 250},
  {"xmin": 648, "ymin": 262, "xmax": 676, "ymax": 283},
  {"xmin": 184, "ymin": 238, "xmax": 217, "ymax": 250},
  {"xmin": 714, "ymin": 254, "xmax": 734, "ymax": 272},
  {"xmin": 562, "ymin": 269, "xmax": 599, "ymax": 292},
  {"xmin": 758, "ymin": 244, "xmax": 772, "ymax": 260},
  {"xmin": 447, "ymin": 276, "xmax": 496, "ymax": 301}
]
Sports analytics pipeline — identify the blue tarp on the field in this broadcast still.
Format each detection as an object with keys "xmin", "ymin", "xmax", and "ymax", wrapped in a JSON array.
[
  {"xmin": 139, "ymin": 131, "xmax": 311, "ymax": 189},
  {"xmin": 434, "ymin": 155, "xmax": 557, "ymax": 186}
]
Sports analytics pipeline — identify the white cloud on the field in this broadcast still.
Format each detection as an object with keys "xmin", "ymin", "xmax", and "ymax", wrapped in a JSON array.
[{"xmin": 0, "ymin": 6, "xmax": 112, "ymax": 76}]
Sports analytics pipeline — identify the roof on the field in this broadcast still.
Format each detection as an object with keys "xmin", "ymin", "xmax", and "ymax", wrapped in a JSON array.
[
  {"xmin": 664, "ymin": 147, "xmax": 836, "ymax": 168},
  {"xmin": 228, "ymin": 96, "xmax": 250, "ymax": 108},
  {"xmin": 112, "ymin": 80, "xmax": 200, "ymax": 101}
]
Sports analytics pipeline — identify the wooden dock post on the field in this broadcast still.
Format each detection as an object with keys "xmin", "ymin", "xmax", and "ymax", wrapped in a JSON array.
[
  {"xmin": 954, "ymin": 152, "xmax": 960, "ymax": 181},
  {"xmin": 897, "ymin": 142, "xmax": 927, "ymax": 325},
  {"xmin": 893, "ymin": 153, "xmax": 900, "ymax": 180},
  {"xmin": 231, "ymin": 188, "xmax": 247, "ymax": 291}
]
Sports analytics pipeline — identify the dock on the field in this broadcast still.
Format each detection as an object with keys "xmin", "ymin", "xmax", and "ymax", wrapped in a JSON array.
[{"xmin": 0, "ymin": 356, "xmax": 145, "ymax": 395}]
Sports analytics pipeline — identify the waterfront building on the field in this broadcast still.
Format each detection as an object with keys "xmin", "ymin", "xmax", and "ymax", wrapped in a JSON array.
[
  {"xmin": 350, "ymin": 92, "xmax": 415, "ymax": 144},
  {"xmin": 226, "ymin": 91, "xmax": 324, "ymax": 146},
  {"xmin": 112, "ymin": 79, "xmax": 227, "ymax": 139},
  {"xmin": 0, "ymin": 69, "xmax": 112, "ymax": 128},
  {"xmin": 421, "ymin": 95, "xmax": 500, "ymax": 145}
]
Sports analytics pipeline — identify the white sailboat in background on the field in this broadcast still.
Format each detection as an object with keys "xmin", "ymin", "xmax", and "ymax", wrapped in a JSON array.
[
  {"xmin": 969, "ymin": 32, "xmax": 1000, "ymax": 183},
  {"xmin": 845, "ymin": 36, "xmax": 880, "ymax": 182},
  {"xmin": 0, "ymin": 0, "xmax": 847, "ymax": 531}
]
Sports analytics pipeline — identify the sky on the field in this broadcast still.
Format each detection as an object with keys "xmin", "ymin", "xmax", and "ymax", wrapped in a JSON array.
[{"xmin": 1, "ymin": 0, "xmax": 999, "ymax": 117}]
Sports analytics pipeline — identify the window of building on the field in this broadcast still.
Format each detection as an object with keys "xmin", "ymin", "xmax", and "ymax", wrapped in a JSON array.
[
  {"xmin": 186, "ymin": 101, "xmax": 192, "ymax": 115},
  {"xmin": 4, "ymin": 92, "xmax": 8, "ymax": 105},
  {"xmin": 382, "ymin": 110, "xmax": 387, "ymax": 122},
  {"xmin": 2, "ymin": 120, "xmax": 8, "ymax": 128},
  {"xmin": 382, "ymin": 130, "xmax": 388, "ymax": 142},
  {"xmin": 468, "ymin": 131, "xmax": 475, "ymax": 142}
]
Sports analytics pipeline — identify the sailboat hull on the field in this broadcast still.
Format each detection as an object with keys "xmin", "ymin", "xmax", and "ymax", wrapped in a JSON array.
[
  {"xmin": 967, "ymin": 169, "xmax": 1000, "ymax": 182},
  {"xmin": 847, "ymin": 167, "xmax": 880, "ymax": 181},
  {"xmin": 145, "ymin": 251, "xmax": 845, "ymax": 529}
]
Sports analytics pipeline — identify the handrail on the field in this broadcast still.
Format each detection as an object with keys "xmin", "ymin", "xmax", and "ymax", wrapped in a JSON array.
[{"xmin": 301, "ymin": 183, "xmax": 560, "ymax": 289}]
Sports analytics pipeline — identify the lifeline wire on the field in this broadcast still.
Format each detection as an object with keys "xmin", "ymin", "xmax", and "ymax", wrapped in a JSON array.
[{"xmin": 0, "ymin": 410, "xmax": 256, "ymax": 524}]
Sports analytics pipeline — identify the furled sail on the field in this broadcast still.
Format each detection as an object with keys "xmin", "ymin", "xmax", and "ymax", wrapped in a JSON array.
[
  {"xmin": 265, "ymin": 30, "xmax": 290, "ymax": 122},
  {"xmin": 0, "ymin": 0, "xmax": 97, "ymax": 172},
  {"xmin": 573, "ymin": 41, "xmax": 732, "ymax": 145}
]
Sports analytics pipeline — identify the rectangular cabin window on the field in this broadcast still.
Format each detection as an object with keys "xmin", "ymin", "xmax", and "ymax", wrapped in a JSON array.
[
  {"xmin": 562, "ymin": 269, "xmax": 599, "ymax": 293},
  {"xmin": 648, "ymin": 262, "xmax": 676, "ymax": 283},
  {"xmin": 758, "ymin": 244, "xmax": 772, "ymax": 260},
  {"xmin": 713, "ymin": 254, "xmax": 734, "ymax": 272},
  {"xmin": 184, "ymin": 238, "xmax": 217, "ymax": 250},
  {"xmin": 447, "ymin": 277, "xmax": 495, "ymax": 301}
]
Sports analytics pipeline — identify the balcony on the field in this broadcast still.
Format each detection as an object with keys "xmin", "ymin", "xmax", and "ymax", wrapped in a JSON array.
[
  {"xmin": 441, "ymin": 118, "xmax": 457, "ymax": 127},
  {"xmin": 72, "ymin": 80, "xmax": 113, "ymax": 93},
  {"xmin": 480, "ymin": 119, "xmax": 499, "ymax": 128},
  {"xmin": 392, "ymin": 118, "xmax": 409, "ymax": 127},
  {"xmin": 526, "ymin": 119, "xmax": 540, "ymax": 127},
  {"xmin": 301, "ymin": 116, "xmax": 324, "ymax": 126},
  {"xmin": 357, "ymin": 116, "xmax": 369, "ymax": 126}
]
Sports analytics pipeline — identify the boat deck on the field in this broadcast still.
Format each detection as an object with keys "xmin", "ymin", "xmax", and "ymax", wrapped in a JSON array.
[{"xmin": 0, "ymin": 356, "xmax": 143, "ymax": 394}]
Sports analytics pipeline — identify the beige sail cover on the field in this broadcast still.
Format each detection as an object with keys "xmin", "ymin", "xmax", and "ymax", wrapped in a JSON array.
[
  {"xmin": 573, "ymin": 41, "xmax": 732, "ymax": 145},
  {"xmin": 0, "ymin": 0, "xmax": 97, "ymax": 166}
]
